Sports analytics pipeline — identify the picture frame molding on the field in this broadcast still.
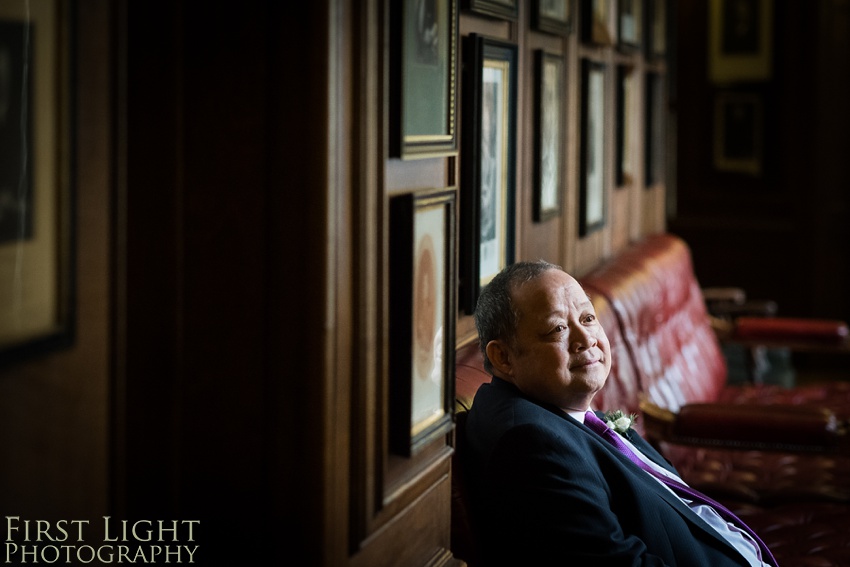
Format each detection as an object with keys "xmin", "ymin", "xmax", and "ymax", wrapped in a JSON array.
[{"xmin": 579, "ymin": 59, "xmax": 607, "ymax": 236}]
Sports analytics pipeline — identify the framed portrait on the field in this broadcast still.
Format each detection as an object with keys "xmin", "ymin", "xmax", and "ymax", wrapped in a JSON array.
[
  {"xmin": 579, "ymin": 60, "xmax": 606, "ymax": 236},
  {"xmin": 644, "ymin": 72, "xmax": 665, "ymax": 186},
  {"xmin": 645, "ymin": 0, "xmax": 666, "ymax": 59},
  {"xmin": 618, "ymin": 0, "xmax": 642, "ymax": 52},
  {"xmin": 532, "ymin": 0, "xmax": 572, "ymax": 36},
  {"xmin": 713, "ymin": 92, "xmax": 762, "ymax": 176},
  {"xmin": 708, "ymin": 0, "xmax": 773, "ymax": 83},
  {"xmin": 534, "ymin": 51, "xmax": 564, "ymax": 222},
  {"xmin": 389, "ymin": 0, "xmax": 458, "ymax": 159},
  {"xmin": 389, "ymin": 188, "xmax": 457, "ymax": 456},
  {"xmin": 581, "ymin": 0, "xmax": 616, "ymax": 46},
  {"xmin": 462, "ymin": 0, "xmax": 518, "ymax": 21},
  {"xmin": 615, "ymin": 65, "xmax": 636, "ymax": 187},
  {"xmin": 460, "ymin": 35, "xmax": 517, "ymax": 313},
  {"xmin": 0, "ymin": 0, "xmax": 75, "ymax": 366}
]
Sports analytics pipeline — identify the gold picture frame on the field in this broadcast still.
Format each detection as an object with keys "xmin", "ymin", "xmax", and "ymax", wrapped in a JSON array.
[
  {"xmin": 0, "ymin": 0, "xmax": 74, "ymax": 365},
  {"xmin": 708, "ymin": 0, "xmax": 773, "ymax": 83}
]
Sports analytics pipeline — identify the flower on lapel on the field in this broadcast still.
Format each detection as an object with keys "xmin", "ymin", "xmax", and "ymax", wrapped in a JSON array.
[{"xmin": 603, "ymin": 410, "xmax": 638, "ymax": 435}]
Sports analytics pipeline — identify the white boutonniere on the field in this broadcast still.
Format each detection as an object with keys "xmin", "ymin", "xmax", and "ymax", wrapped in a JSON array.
[{"xmin": 603, "ymin": 410, "xmax": 638, "ymax": 435}]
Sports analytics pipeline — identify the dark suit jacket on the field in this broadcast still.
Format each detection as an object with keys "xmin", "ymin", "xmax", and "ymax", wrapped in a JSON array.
[{"xmin": 465, "ymin": 377, "xmax": 757, "ymax": 566}]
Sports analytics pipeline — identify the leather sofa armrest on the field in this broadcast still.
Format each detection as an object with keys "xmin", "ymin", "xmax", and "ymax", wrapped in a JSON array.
[
  {"xmin": 733, "ymin": 316, "xmax": 849, "ymax": 344},
  {"xmin": 640, "ymin": 400, "xmax": 847, "ymax": 453}
]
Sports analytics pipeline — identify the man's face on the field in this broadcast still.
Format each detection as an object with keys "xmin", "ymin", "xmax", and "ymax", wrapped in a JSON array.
[{"xmin": 500, "ymin": 269, "xmax": 611, "ymax": 412}]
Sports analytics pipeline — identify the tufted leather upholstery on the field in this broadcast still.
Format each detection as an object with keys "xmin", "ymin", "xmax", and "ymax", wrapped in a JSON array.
[
  {"xmin": 578, "ymin": 234, "xmax": 850, "ymax": 505},
  {"xmin": 579, "ymin": 233, "xmax": 850, "ymax": 418}
]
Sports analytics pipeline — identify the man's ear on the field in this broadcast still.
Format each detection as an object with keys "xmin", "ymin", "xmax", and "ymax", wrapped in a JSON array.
[{"xmin": 485, "ymin": 339, "xmax": 513, "ymax": 378}]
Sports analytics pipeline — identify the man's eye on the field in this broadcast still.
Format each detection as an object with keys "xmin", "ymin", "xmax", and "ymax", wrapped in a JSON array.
[
  {"xmin": 554, "ymin": 324, "xmax": 567, "ymax": 333},
  {"xmin": 584, "ymin": 314, "xmax": 597, "ymax": 323}
]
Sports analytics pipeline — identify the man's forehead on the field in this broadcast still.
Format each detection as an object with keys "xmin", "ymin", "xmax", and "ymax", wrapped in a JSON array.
[{"xmin": 514, "ymin": 272, "xmax": 591, "ymax": 312}]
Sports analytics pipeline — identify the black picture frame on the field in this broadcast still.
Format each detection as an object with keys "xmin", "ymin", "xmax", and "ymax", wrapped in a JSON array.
[
  {"xmin": 615, "ymin": 65, "xmax": 636, "ymax": 188},
  {"xmin": 389, "ymin": 0, "xmax": 459, "ymax": 159},
  {"xmin": 0, "ymin": 1, "xmax": 75, "ymax": 367},
  {"xmin": 581, "ymin": 0, "xmax": 616, "ymax": 46},
  {"xmin": 645, "ymin": 0, "xmax": 666, "ymax": 60},
  {"xmin": 460, "ymin": 35, "xmax": 517, "ymax": 313},
  {"xmin": 713, "ymin": 91, "xmax": 763, "ymax": 176},
  {"xmin": 462, "ymin": 0, "xmax": 518, "ymax": 21},
  {"xmin": 389, "ymin": 188, "xmax": 457, "ymax": 457},
  {"xmin": 617, "ymin": 0, "xmax": 642, "ymax": 52},
  {"xmin": 532, "ymin": 0, "xmax": 572, "ymax": 35},
  {"xmin": 579, "ymin": 59, "xmax": 607, "ymax": 236},
  {"xmin": 644, "ymin": 72, "xmax": 665, "ymax": 186},
  {"xmin": 534, "ymin": 50, "xmax": 564, "ymax": 222}
]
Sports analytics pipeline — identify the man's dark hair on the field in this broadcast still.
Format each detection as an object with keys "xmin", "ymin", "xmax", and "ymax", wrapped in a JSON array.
[{"xmin": 473, "ymin": 260, "xmax": 562, "ymax": 374}]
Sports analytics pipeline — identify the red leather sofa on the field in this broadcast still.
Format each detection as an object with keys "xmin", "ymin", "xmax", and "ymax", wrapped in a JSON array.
[{"xmin": 452, "ymin": 233, "xmax": 850, "ymax": 566}]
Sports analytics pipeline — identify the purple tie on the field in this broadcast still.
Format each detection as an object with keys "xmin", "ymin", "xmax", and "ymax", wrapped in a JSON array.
[{"xmin": 584, "ymin": 411, "xmax": 777, "ymax": 567}]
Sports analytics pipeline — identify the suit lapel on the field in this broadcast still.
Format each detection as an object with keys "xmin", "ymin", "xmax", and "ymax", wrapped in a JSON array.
[{"xmin": 564, "ymin": 412, "xmax": 752, "ymax": 565}]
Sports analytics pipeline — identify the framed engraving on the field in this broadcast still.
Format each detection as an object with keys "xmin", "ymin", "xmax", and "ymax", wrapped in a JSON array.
[
  {"xmin": 389, "ymin": 188, "xmax": 457, "ymax": 456},
  {"xmin": 616, "ymin": 65, "xmax": 636, "ymax": 187},
  {"xmin": 534, "ymin": 51, "xmax": 564, "ymax": 222},
  {"xmin": 579, "ymin": 60, "xmax": 606, "ymax": 236},
  {"xmin": 708, "ymin": 0, "xmax": 773, "ymax": 83},
  {"xmin": 0, "ymin": 0, "xmax": 75, "ymax": 366},
  {"xmin": 645, "ymin": 72, "xmax": 665, "ymax": 186},
  {"xmin": 582, "ymin": 0, "xmax": 616, "ymax": 46},
  {"xmin": 389, "ymin": 0, "xmax": 459, "ymax": 158},
  {"xmin": 460, "ymin": 35, "xmax": 517, "ymax": 312},
  {"xmin": 462, "ymin": 0, "xmax": 518, "ymax": 21},
  {"xmin": 618, "ymin": 0, "xmax": 642, "ymax": 52},
  {"xmin": 533, "ymin": 0, "xmax": 572, "ymax": 35},
  {"xmin": 713, "ymin": 92, "xmax": 762, "ymax": 176}
]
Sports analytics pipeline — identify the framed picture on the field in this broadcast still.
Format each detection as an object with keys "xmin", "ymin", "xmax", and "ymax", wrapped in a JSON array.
[
  {"xmin": 582, "ymin": 0, "xmax": 616, "ymax": 46},
  {"xmin": 645, "ymin": 0, "xmax": 666, "ymax": 59},
  {"xmin": 615, "ymin": 65, "xmax": 636, "ymax": 187},
  {"xmin": 460, "ymin": 35, "xmax": 517, "ymax": 313},
  {"xmin": 462, "ymin": 0, "xmax": 518, "ymax": 21},
  {"xmin": 713, "ymin": 92, "xmax": 762, "ymax": 176},
  {"xmin": 389, "ymin": 0, "xmax": 458, "ymax": 159},
  {"xmin": 708, "ymin": 0, "xmax": 773, "ymax": 83},
  {"xmin": 618, "ymin": 0, "xmax": 642, "ymax": 52},
  {"xmin": 579, "ymin": 60, "xmax": 606, "ymax": 236},
  {"xmin": 534, "ymin": 51, "xmax": 564, "ymax": 222},
  {"xmin": 389, "ymin": 188, "xmax": 457, "ymax": 456},
  {"xmin": 0, "ymin": 0, "xmax": 75, "ymax": 366},
  {"xmin": 533, "ymin": 0, "xmax": 572, "ymax": 35},
  {"xmin": 644, "ymin": 72, "xmax": 665, "ymax": 186}
]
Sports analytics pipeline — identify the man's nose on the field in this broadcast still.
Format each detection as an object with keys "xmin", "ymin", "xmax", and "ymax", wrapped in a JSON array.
[{"xmin": 569, "ymin": 324, "xmax": 597, "ymax": 351}]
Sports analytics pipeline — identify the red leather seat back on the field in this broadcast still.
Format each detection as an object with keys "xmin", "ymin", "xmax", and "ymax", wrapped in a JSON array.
[{"xmin": 581, "ymin": 234, "xmax": 728, "ymax": 411}]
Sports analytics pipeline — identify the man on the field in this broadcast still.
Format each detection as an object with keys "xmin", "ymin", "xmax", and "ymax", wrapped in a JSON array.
[{"xmin": 465, "ymin": 261, "xmax": 776, "ymax": 566}]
